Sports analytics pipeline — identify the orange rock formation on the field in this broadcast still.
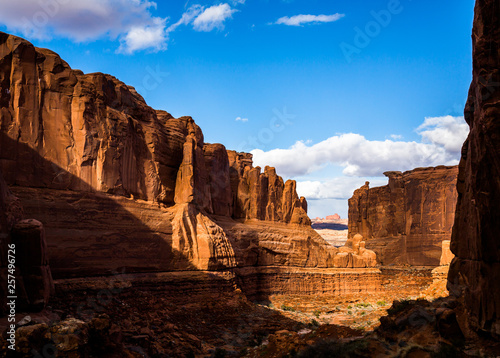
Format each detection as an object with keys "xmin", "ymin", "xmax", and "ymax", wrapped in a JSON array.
[
  {"xmin": 0, "ymin": 32, "xmax": 377, "ymax": 300},
  {"xmin": 348, "ymin": 166, "xmax": 458, "ymax": 266}
]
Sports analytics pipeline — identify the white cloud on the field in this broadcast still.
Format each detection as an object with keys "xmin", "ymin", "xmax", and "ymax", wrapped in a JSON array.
[
  {"xmin": 192, "ymin": 4, "xmax": 238, "ymax": 32},
  {"xmin": 166, "ymin": 4, "xmax": 203, "ymax": 33},
  {"xmin": 390, "ymin": 134, "xmax": 403, "ymax": 140},
  {"xmin": 417, "ymin": 115, "xmax": 469, "ymax": 154},
  {"xmin": 236, "ymin": 116, "xmax": 249, "ymax": 122},
  {"xmin": 251, "ymin": 116, "xmax": 468, "ymax": 178},
  {"xmin": 0, "ymin": 0, "xmax": 164, "ymax": 44},
  {"xmin": 275, "ymin": 13, "xmax": 344, "ymax": 26},
  {"xmin": 297, "ymin": 177, "xmax": 388, "ymax": 200},
  {"xmin": 166, "ymin": 3, "xmax": 238, "ymax": 34},
  {"xmin": 0, "ymin": 1, "xmax": 241, "ymax": 54},
  {"xmin": 118, "ymin": 17, "xmax": 168, "ymax": 54}
]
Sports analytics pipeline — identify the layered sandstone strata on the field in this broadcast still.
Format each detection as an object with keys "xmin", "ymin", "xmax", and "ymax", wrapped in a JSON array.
[
  {"xmin": 348, "ymin": 166, "xmax": 458, "ymax": 266},
  {"xmin": 448, "ymin": 0, "xmax": 500, "ymax": 337},
  {"xmin": 0, "ymin": 32, "xmax": 312, "ymax": 271},
  {"xmin": 0, "ymin": 31, "xmax": 374, "ymax": 292},
  {"xmin": 0, "ymin": 32, "xmax": 310, "ymax": 223}
]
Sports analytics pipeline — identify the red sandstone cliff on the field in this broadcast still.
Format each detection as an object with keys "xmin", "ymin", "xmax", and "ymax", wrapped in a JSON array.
[
  {"xmin": 0, "ymin": 32, "xmax": 376, "ymax": 280},
  {"xmin": 348, "ymin": 166, "xmax": 458, "ymax": 266},
  {"xmin": 0, "ymin": 32, "xmax": 309, "ymax": 223},
  {"xmin": 448, "ymin": 0, "xmax": 500, "ymax": 337}
]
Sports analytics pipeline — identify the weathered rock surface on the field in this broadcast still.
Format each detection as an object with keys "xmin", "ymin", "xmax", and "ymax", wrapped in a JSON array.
[
  {"xmin": 0, "ymin": 31, "xmax": 376, "ymax": 299},
  {"xmin": 0, "ymin": 31, "xmax": 323, "ymax": 276},
  {"xmin": 334, "ymin": 234, "xmax": 378, "ymax": 268},
  {"xmin": 236, "ymin": 267, "xmax": 382, "ymax": 299},
  {"xmin": 348, "ymin": 166, "xmax": 458, "ymax": 266},
  {"xmin": 448, "ymin": 0, "xmax": 500, "ymax": 337},
  {"xmin": 227, "ymin": 152, "xmax": 310, "ymax": 225},
  {"xmin": 0, "ymin": 31, "xmax": 310, "ymax": 225}
]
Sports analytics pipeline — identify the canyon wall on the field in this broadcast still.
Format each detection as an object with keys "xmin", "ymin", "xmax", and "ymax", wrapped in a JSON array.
[
  {"xmin": 348, "ymin": 166, "xmax": 458, "ymax": 266},
  {"xmin": 0, "ymin": 32, "xmax": 307, "ymax": 224},
  {"xmin": 448, "ymin": 0, "xmax": 500, "ymax": 337},
  {"xmin": 0, "ymin": 32, "xmax": 376, "ymax": 291}
]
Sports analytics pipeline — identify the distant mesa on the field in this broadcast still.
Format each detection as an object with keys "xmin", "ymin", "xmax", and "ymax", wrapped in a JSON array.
[
  {"xmin": 326, "ymin": 214, "xmax": 341, "ymax": 221},
  {"xmin": 311, "ymin": 213, "xmax": 348, "ymax": 232},
  {"xmin": 313, "ymin": 213, "xmax": 342, "ymax": 222},
  {"xmin": 312, "ymin": 214, "xmax": 347, "ymax": 226}
]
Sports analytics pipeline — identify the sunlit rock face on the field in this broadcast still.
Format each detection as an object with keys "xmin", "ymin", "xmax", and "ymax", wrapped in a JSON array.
[
  {"xmin": 0, "ymin": 31, "xmax": 377, "ymax": 289},
  {"xmin": 448, "ymin": 0, "xmax": 500, "ymax": 337},
  {"xmin": 348, "ymin": 166, "xmax": 458, "ymax": 266}
]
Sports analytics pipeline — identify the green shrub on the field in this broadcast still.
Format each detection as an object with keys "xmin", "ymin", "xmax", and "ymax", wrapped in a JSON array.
[{"xmin": 355, "ymin": 303, "xmax": 371, "ymax": 308}]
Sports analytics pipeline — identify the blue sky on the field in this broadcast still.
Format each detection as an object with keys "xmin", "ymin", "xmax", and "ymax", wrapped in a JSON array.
[{"xmin": 0, "ymin": 0, "xmax": 475, "ymax": 218}]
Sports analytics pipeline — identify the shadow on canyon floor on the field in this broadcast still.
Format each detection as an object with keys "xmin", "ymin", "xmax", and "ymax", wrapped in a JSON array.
[
  {"xmin": 2, "ymin": 133, "xmax": 352, "ymax": 357},
  {"xmin": 311, "ymin": 222, "xmax": 348, "ymax": 231}
]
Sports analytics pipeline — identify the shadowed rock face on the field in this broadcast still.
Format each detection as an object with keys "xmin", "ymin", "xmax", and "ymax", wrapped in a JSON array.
[
  {"xmin": 2, "ymin": 31, "xmax": 377, "ymax": 285},
  {"xmin": 348, "ymin": 166, "xmax": 458, "ymax": 266},
  {"xmin": 448, "ymin": 0, "xmax": 500, "ymax": 337},
  {"xmin": 0, "ymin": 32, "xmax": 309, "ymax": 225},
  {"xmin": 0, "ymin": 169, "xmax": 23, "ymax": 314},
  {"xmin": 0, "ymin": 169, "xmax": 54, "ymax": 313}
]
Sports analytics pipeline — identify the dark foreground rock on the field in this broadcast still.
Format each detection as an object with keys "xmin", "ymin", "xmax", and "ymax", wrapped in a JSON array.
[{"xmin": 447, "ymin": 0, "xmax": 500, "ymax": 338}]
